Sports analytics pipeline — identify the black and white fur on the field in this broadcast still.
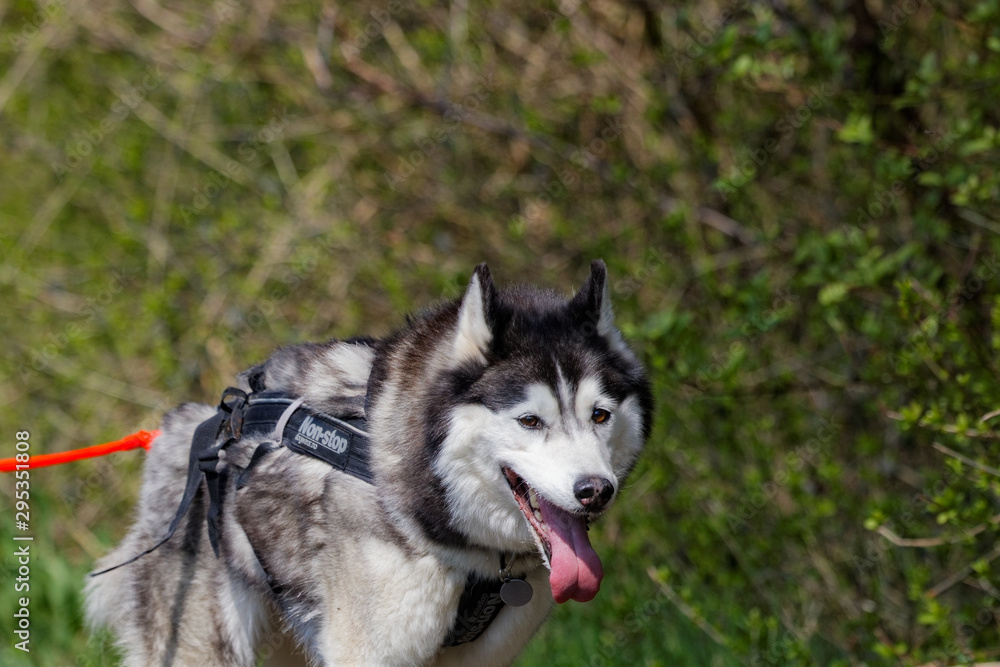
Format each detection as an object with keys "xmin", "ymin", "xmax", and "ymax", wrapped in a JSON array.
[{"xmin": 86, "ymin": 261, "xmax": 652, "ymax": 666}]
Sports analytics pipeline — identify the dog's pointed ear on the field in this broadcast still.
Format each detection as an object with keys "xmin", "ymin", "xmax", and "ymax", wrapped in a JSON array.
[
  {"xmin": 571, "ymin": 259, "xmax": 628, "ymax": 352},
  {"xmin": 571, "ymin": 259, "xmax": 613, "ymax": 332},
  {"xmin": 453, "ymin": 263, "xmax": 497, "ymax": 364}
]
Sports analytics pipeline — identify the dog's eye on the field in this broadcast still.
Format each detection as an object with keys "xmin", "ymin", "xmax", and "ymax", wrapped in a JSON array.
[
  {"xmin": 518, "ymin": 415, "xmax": 542, "ymax": 429},
  {"xmin": 591, "ymin": 408, "xmax": 611, "ymax": 424}
]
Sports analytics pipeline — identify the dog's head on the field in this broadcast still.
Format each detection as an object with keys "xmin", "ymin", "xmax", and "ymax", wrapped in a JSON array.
[{"xmin": 429, "ymin": 261, "xmax": 652, "ymax": 603}]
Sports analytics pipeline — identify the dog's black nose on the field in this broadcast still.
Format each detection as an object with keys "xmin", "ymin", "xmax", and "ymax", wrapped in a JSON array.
[{"xmin": 574, "ymin": 477, "xmax": 615, "ymax": 511}]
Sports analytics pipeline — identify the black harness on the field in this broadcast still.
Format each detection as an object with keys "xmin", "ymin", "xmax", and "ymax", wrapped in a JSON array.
[{"xmin": 92, "ymin": 387, "xmax": 515, "ymax": 647}]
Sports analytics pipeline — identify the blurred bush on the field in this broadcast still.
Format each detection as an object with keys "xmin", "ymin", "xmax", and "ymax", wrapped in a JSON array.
[{"xmin": 2, "ymin": 1, "xmax": 1000, "ymax": 665}]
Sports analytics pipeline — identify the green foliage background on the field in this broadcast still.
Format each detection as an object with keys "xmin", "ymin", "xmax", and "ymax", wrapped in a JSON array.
[{"xmin": 2, "ymin": 0, "xmax": 1000, "ymax": 664}]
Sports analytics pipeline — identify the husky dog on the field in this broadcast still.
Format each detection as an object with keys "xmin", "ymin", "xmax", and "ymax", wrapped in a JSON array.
[{"xmin": 86, "ymin": 260, "xmax": 652, "ymax": 666}]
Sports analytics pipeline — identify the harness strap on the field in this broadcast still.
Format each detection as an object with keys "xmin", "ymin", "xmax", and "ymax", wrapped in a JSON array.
[
  {"xmin": 91, "ymin": 389, "xmax": 373, "ymax": 575},
  {"xmin": 442, "ymin": 574, "xmax": 506, "ymax": 646},
  {"xmin": 241, "ymin": 392, "xmax": 373, "ymax": 483},
  {"xmin": 90, "ymin": 388, "xmax": 246, "ymax": 576},
  {"xmin": 91, "ymin": 387, "xmax": 512, "ymax": 647}
]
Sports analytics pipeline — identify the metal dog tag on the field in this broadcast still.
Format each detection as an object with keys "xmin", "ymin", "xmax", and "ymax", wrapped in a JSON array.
[{"xmin": 500, "ymin": 578, "xmax": 533, "ymax": 606}]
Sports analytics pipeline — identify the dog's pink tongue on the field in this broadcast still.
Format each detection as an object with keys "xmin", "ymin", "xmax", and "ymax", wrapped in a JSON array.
[{"xmin": 538, "ymin": 497, "xmax": 603, "ymax": 603}]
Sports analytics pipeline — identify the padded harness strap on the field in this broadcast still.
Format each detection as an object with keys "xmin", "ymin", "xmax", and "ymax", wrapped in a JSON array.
[
  {"xmin": 240, "ymin": 392, "xmax": 373, "ymax": 483},
  {"xmin": 91, "ymin": 387, "xmax": 506, "ymax": 647}
]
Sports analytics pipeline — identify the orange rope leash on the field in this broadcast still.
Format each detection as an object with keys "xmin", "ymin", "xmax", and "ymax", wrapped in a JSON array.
[{"xmin": 0, "ymin": 430, "xmax": 160, "ymax": 472}]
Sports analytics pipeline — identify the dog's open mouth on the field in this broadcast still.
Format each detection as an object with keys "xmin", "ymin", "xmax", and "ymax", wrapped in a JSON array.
[{"xmin": 502, "ymin": 467, "xmax": 604, "ymax": 603}]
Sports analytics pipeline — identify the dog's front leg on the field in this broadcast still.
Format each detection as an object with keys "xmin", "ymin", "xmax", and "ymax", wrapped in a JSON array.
[
  {"xmin": 431, "ymin": 565, "xmax": 553, "ymax": 667},
  {"xmin": 309, "ymin": 548, "xmax": 464, "ymax": 666}
]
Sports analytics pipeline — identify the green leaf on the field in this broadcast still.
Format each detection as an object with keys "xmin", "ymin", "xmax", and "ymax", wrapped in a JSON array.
[
  {"xmin": 837, "ymin": 112, "xmax": 874, "ymax": 144},
  {"xmin": 819, "ymin": 282, "xmax": 850, "ymax": 306}
]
